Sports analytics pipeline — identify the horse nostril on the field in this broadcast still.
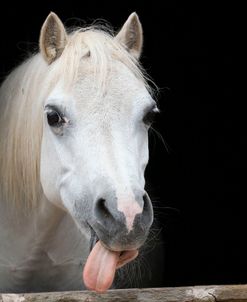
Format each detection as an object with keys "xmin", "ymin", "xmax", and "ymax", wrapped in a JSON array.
[
  {"xmin": 142, "ymin": 193, "xmax": 152, "ymax": 216},
  {"xmin": 95, "ymin": 198, "xmax": 111, "ymax": 220},
  {"xmin": 143, "ymin": 193, "xmax": 149, "ymax": 211}
]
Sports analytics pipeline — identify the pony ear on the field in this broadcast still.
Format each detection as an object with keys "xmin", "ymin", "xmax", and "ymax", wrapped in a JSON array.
[
  {"xmin": 39, "ymin": 12, "xmax": 68, "ymax": 64},
  {"xmin": 115, "ymin": 12, "xmax": 143, "ymax": 60}
]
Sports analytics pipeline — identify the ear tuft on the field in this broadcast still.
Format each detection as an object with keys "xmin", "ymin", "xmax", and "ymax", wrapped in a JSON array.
[
  {"xmin": 116, "ymin": 12, "xmax": 143, "ymax": 60},
  {"xmin": 39, "ymin": 12, "xmax": 68, "ymax": 64}
]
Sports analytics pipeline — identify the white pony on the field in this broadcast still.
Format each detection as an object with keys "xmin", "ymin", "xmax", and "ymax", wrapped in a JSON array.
[{"xmin": 0, "ymin": 12, "xmax": 159, "ymax": 293}]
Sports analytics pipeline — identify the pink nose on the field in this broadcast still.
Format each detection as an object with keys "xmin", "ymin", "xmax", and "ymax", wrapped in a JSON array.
[
  {"xmin": 91, "ymin": 191, "xmax": 153, "ymax": 250},
  {"xmin": 117, "ymin": 198, "xmax": 143, "ymax": 232}
]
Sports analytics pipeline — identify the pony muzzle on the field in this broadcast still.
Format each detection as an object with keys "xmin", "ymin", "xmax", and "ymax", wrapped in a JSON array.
[
  {"xmin": 90, "ymin": 192, "xmax": 153, "ymax": 251},
  {"xmin": 83, "ymin": 192, "xmax": 153, "ymax": 292}
]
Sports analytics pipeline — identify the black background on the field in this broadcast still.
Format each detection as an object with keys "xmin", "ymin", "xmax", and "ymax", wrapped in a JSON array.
[{"xmin": 1, "ymin": 0, "xmax": 244, "ymax": 288}]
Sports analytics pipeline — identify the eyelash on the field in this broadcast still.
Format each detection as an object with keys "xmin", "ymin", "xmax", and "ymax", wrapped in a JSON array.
[
  {"xmin": 45, "ymin": 106, "xmax": 159, "ymax": 128},
  {"xmin": 45, "ymin": 105, "xmax": 66, "ymax": 128},
  {"xmin": 47, "ymin": 110, "xmax": 65, "ymax": 127},
  {"xmin": 143, "ymin": 108, "xmax": 159, "ymax": 126}
]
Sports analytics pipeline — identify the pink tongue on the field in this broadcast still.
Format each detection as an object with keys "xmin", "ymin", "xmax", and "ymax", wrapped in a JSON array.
[{"xmin": 83, "ymin": 241, "xmax": 138, "ymax": 293}]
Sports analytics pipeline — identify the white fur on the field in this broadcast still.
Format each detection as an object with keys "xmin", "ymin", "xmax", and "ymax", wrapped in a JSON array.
[{"xmin": 0, "ymin": 14, "xmax": 156, "ymax": 292}]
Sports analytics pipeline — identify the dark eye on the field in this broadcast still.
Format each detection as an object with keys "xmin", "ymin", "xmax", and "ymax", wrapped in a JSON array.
[
  {"xmin": 143, "ymin": 107, "xmax": 159, "ymax": 126},
  {"xmin": 47, "ymin": 110, "xmax": 64, "ymax": 127}
]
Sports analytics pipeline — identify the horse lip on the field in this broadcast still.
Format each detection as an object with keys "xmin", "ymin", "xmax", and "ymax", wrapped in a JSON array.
[
  {"xmin": 87, "ymin": 223, "xmax": 99, "ymax": 252},
  {"xmin": 90, "ymin": 232, "xmax": 99, "ymax": 252},
  {"xmin": 87, "ymin": 222, "xmax": 144, "ymax": 253}
]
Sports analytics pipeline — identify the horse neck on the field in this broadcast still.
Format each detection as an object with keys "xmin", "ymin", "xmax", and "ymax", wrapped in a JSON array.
[
  {"xmin": 0, "ymin": 194, "xmax": 90, "ymax": 274},
  {"xmin": 0, "ymin": 194, "xmax": 65, "ymax": 245},
  {"xmin": 0, "ymin": 194, "xmax": 77, "ymax": 266}
]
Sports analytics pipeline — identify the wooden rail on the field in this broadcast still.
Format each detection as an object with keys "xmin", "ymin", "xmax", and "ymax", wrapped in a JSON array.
[{"xmin": 1, "ymin": 284, "xmax": 247, "ymax": 302}]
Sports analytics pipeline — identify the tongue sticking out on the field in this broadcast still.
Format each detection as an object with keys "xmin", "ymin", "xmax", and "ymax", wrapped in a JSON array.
[{"xmin": 83, "ymin": 241, "xmax": 138, "ymax": 293}]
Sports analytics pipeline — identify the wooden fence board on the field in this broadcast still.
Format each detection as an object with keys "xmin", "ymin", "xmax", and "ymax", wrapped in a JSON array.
[{"xmin": 1, "ymin": 284, "xmax": 247, "ymax": 302}]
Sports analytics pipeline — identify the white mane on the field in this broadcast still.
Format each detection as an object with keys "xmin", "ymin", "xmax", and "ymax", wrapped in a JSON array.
[{"xmin": 0, "ymin": 27, "xmax": 151, "ymax": 209}]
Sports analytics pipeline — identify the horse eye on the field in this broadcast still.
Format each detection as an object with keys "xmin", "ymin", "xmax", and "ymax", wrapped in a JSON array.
[
  {"xmin": 143, "ymin": 108, "xmax": 159, "ymax": 126},
  {"xmin": 47, "ymin": 110, "xmax": 64, "ymax": 127}
]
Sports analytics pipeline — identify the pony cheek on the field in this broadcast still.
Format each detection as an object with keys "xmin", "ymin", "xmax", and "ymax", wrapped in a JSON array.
[
  {"xmin": 40, "ymin": 165, "xmax": 62, "ymax": 208},
  {"xmin": 40, "ymin": 180, "xmax": 61, "ymax": 208}
]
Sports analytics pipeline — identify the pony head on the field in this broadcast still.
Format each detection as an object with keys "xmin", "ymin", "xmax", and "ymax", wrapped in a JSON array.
[{"xmin": 38, "ymin": 12, "xmax": 158, "ymax": 291}]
